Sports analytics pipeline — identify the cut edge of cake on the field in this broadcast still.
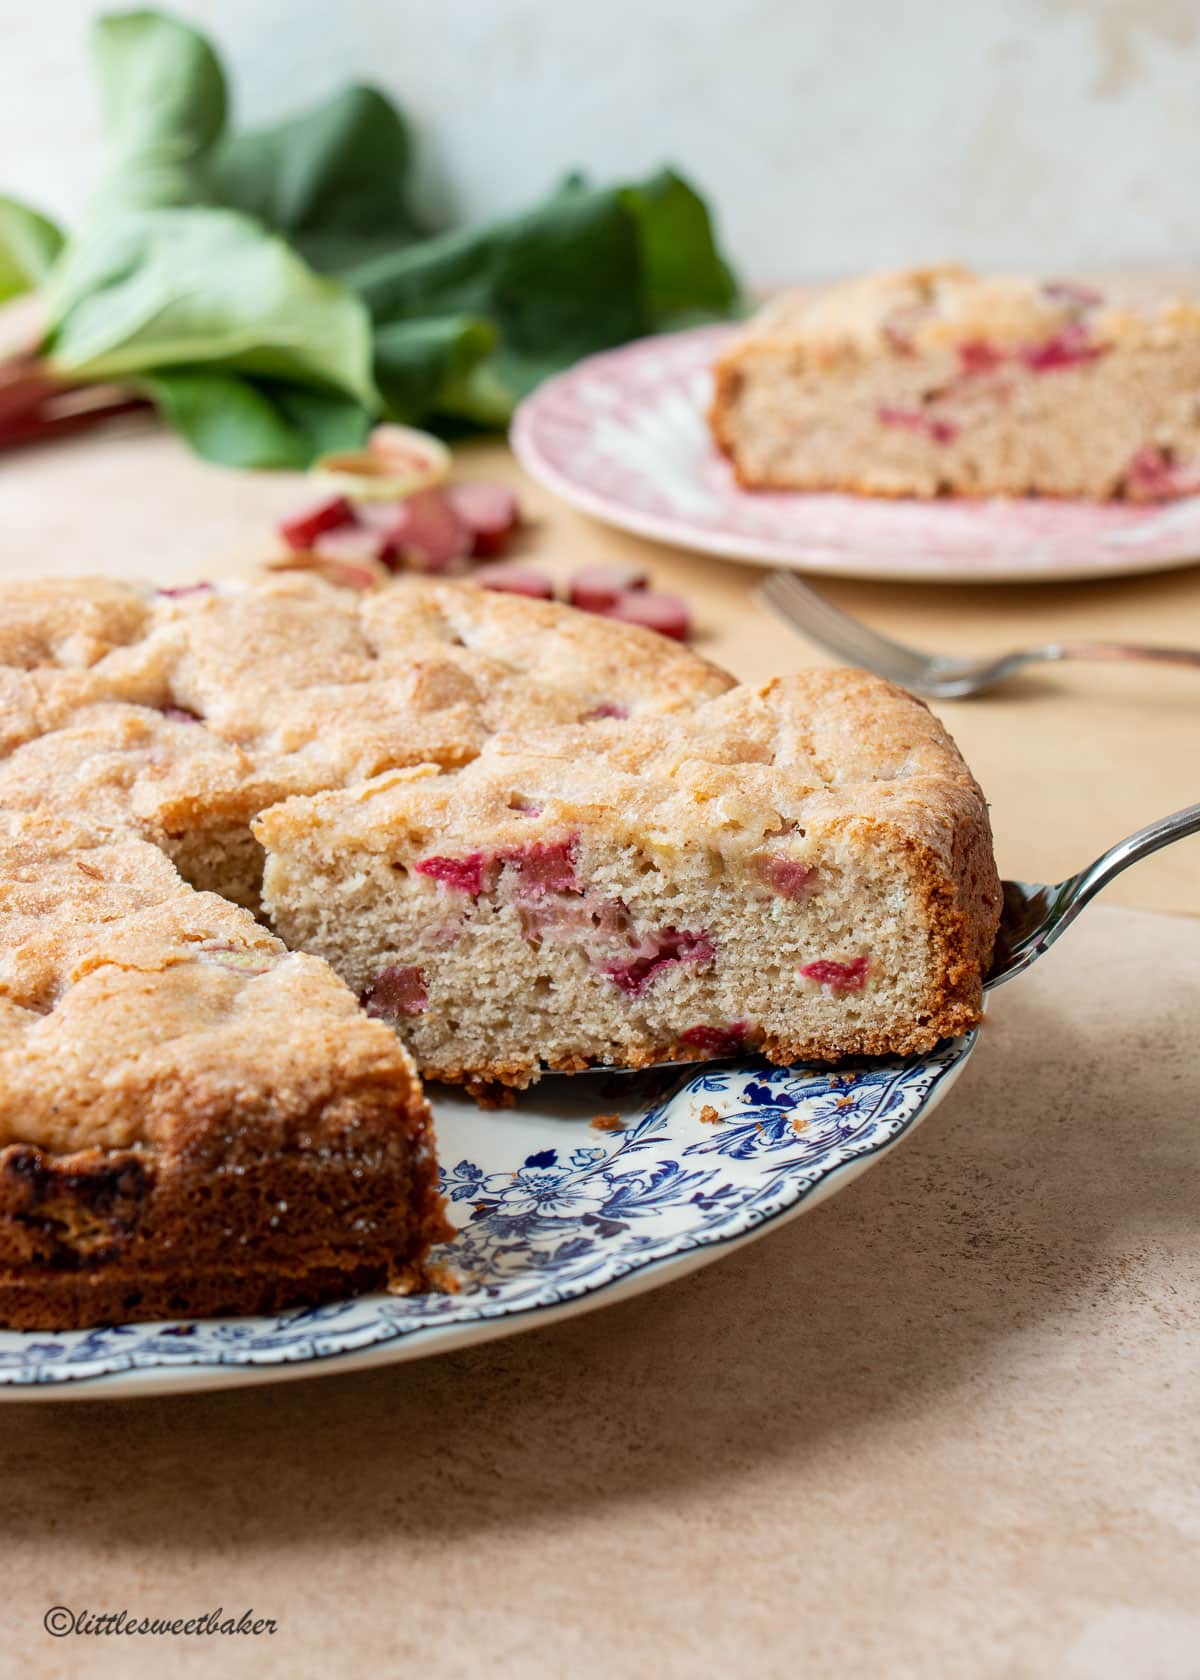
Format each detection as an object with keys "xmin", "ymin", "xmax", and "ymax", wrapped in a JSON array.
[
  {"xmin": 253, "ymin": 670, "xmax": 1001, "ymax": 1094},
  {"xmin": 710, "ymin": 265, "xmax": 1200, "ymax": 501}
]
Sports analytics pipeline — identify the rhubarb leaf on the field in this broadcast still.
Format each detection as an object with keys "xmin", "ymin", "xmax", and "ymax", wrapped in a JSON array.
[
  {"xmin": 617, "ymin": 168, "xmax": 741, "ymax": 327},
  {"xmin": 353, "ymin": 169, "xmax": 738, "ymax": 421},
  {"xmin": 213, "ymin": 84, "xmax": 423, "ymax": 273},
  {"xmin": 0, "ymin": 197, "xmax": 65, "ymax": 302},
  {"xmin": 18, "ymin": 9, "xmax": 741, "ymax": 463},
  {"xmin": 372, "ymin": 315, "xmax": 507, "ymax": 425},
  {"xmin": 352, "ymin": 180, "xmax": 643, "ymax": 402},
  {"xmin": 91, "ymin": 9, "xmax": 227, "ymax": 210},
  {"xmin": 44, "ymin": 207, "xmax": 377, "ymax": 406},
  {"xmin": 141, "ymin": 370, "xmax": 369, "ymax": 468}
]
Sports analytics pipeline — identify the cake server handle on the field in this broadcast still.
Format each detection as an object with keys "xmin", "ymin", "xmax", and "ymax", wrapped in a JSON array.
[
  {"xmin": 985, "ymin": 801, "xmax": 1200, "ymax": 989},
  {"xmin": 559, "ymin": 804, "xmax": 1200, "ymax": 1077}
]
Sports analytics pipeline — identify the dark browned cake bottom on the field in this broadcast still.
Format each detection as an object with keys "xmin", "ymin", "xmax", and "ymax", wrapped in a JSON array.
[{"xmin": 0, "ymin": 1120, "xmax": 448, "ymax": 1331}]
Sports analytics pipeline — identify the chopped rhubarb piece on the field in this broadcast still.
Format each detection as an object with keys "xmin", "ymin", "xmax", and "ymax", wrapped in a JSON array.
[
  {"xmin": 361, "ymin": 965, "xmax": 428, "ymax": 1019},
  {"xmin": 314, "ymin": 526, "xmax": 392, "ymax": 563},
  {"xmin": 956, "ymin": 339, "xmax": 1007, "ymax": 376},
  {"xmin": 278, "ymin": 495, "xmax": 355, "ymax": 552},
  {"xmin": 601, "ymin": 590, "xmax": 691, "ymax": 641},
  {"xmin": 1042, "ymin": 280, "xmax": 1104, "ymax": 309},
  {"xmin": 519, "ymin": 890, "xmax": 628, "ymax": 943},
  {"xmin": 374, "ymin": 489, "xmax": 472, "ymax": 574},
  {"xmin": 800, "ymin": 956, "xmax": 870, "ymax": 993},
  {"xmin": 157, "ymin": 581, "xmax": 215, "ymax": 599},
  {"xmin": 583, "ymin": 702, "xmax": 630, "ymax": 721},
  {"xmin": 681, "ymin": 1023, "xmax": 747, "ymax": 1057},
  {"xmin": 1019, "ymin": 323, "xmax": 1105, "ymax": 373},
  {"xmin": 1124, "ymin": 448, "xmax": 1200, "ymax": 501},
  {"xmin": 476, "ymin": 563, "xmax": 556, "ymax": 599},
  {"xmin": 356, "ymin": 499, "xmax": 408, "ymax": 532},
  {"xmin": 567, "ymin": 564, "xmax": 649, "ymax": 613},
  {"xmin": 1126, "ymin": 447, "xmax": 1174, "ymax": 499},
  {"xmin": 603, "ymin": 928, "xmax": 715, "ymax": 996},
  {"xmin": 161, "ymin": 704, "xmax": 201, "ymax": 723},
  {"xmin": 413, "ymin": 852, "xmax": 489, "ymax": 896},
  {"xmin": 877, "ymin": 406, "xmax": 959, "ymax": 444},
  {"xmin": 499, "ymin": 838, "xmax": 580, "ymax": 897},
  {"xmin": 756, "ymin": 856, "xmax": 818, "ymax": 899},
  {"xmin": 446, "ymin": 483, "xmax": 521, "ymax": 557}
]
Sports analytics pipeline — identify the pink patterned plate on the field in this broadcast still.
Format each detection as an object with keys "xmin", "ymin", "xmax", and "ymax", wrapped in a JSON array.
[{"xmin": 511, "ymin": 324, "xmax": 1200, "ymax": 584}]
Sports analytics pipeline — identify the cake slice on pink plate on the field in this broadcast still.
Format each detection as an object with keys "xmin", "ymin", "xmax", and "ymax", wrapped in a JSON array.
[{"xmin": 711, "ymin": 266, "xmax": 1200, "ymax": 500}]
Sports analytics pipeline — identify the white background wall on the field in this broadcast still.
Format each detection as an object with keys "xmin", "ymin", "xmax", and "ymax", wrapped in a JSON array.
[{"xmin": 3, "ymin": 0, "xmax": 1199, "ymax": 283}]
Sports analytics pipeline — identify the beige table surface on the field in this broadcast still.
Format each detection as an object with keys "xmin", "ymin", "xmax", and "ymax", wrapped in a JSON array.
[{"xmin": 2, "ymin": 423, "xmax": 1199, "ymax": 1678}]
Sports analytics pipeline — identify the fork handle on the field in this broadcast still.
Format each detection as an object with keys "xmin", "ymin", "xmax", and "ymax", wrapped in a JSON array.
[{"xmin": 1045, "ymin": 640, "xmax": 1200, "ymax": 669}]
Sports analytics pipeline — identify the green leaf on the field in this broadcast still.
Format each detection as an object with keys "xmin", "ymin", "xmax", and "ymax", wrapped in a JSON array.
[
  {"xmin": 91, "ymin": 9, "xmax": 227, "ymax": 209},
  {"xmin": 351, "ymin": 180, "xmax": 645, "ymax": 400},
  {"xmin": 343, "ymin": 167, "xmax": 742, "ymax": 422},
  {"xmin": 372, "ymin": 314, "xmax": 506, "ymax": 425},
  {"xmin": 619, "ymin": 167, "xmax": 741, "ymax": 327},
  {"xmin": 213, "ymin": 84, "xmax": 422, "ymax": 273},
  {"xmin": 141, "ymin": 369, "xmax": 369, "ymax": 468},
  {"xmin": 29, "ymin": 7, "xmax": 742, "ymax": 463},
  {"xmin": 44, "ymin": 207, "xmax": 378, "ymax": 406},
  {"xmin": 0, "ymin": 197, "xmax": 64, "ymax": 302}
]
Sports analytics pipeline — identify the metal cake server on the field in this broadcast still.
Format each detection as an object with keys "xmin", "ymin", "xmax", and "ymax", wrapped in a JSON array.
[
  {"xmin": 563, "ymin": 802, "xmax": 1200, "ymax": 1075},
  {"xmin": 759, "ymin": 570, "xmax": 1200, "ymax": 699},
  {"xmin": 984, "ymin": 802, "xmax": 1200, "ymax": 988}
]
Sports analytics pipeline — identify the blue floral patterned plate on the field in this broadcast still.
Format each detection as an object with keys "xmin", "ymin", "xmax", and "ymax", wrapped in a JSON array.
[{"xmin": 0, "ymin": 1038, "xmax": 975, "ymax": 1398}]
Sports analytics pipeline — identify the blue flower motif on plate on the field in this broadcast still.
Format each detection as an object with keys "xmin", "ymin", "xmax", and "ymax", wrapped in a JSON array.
[{"xmin": 0, "ymin": 1037, "xmax": 974, "ymax": 1390}]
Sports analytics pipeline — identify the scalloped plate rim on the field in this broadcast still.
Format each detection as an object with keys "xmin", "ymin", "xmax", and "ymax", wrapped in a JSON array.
[
  {"xmin": 0, "ymin": 1037, "xmax": 975, "ymax": 1401},
  {"xmin": 510, "ymin": 324, "xmax": 1200, "ymax": 585}
]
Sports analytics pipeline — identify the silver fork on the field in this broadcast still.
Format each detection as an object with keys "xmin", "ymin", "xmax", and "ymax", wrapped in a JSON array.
[
  {"xmin": 566, "ymin": 802, "xmax": 1200, "ymax": 1074},
  {"xmin": 759, "ymin": 570, "xmax": 1200, "ymax": 698}
]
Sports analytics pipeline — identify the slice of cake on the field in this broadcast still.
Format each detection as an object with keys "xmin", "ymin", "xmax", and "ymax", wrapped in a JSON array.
[
  {"xmin": 254, "ymin": 670, "xmax": 1000, "ymax": 1095},
  {"xmin": 710, "ymin": 265, "xmax": 1200, "ymax": 499},
  {"xmin": 0, "ymin": 818, "xmax": 446, "ymax": 1330}
]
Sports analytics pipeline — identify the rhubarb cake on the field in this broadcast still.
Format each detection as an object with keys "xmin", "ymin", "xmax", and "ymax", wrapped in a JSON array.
[
  {"xmin": 1, "ymin": 572, "xmax": 1000, "ymax": 1324},
  {"xmin": 255, "ymin": 669, "xmax": 999, "ymax": 1092},
  {"xmin": 0, "ymin": 574, "xmax": 732, "ymax": 1328},
  {"xmin": 710, "ymin": 265, "xmax": 1200, "ymax": 499}
]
